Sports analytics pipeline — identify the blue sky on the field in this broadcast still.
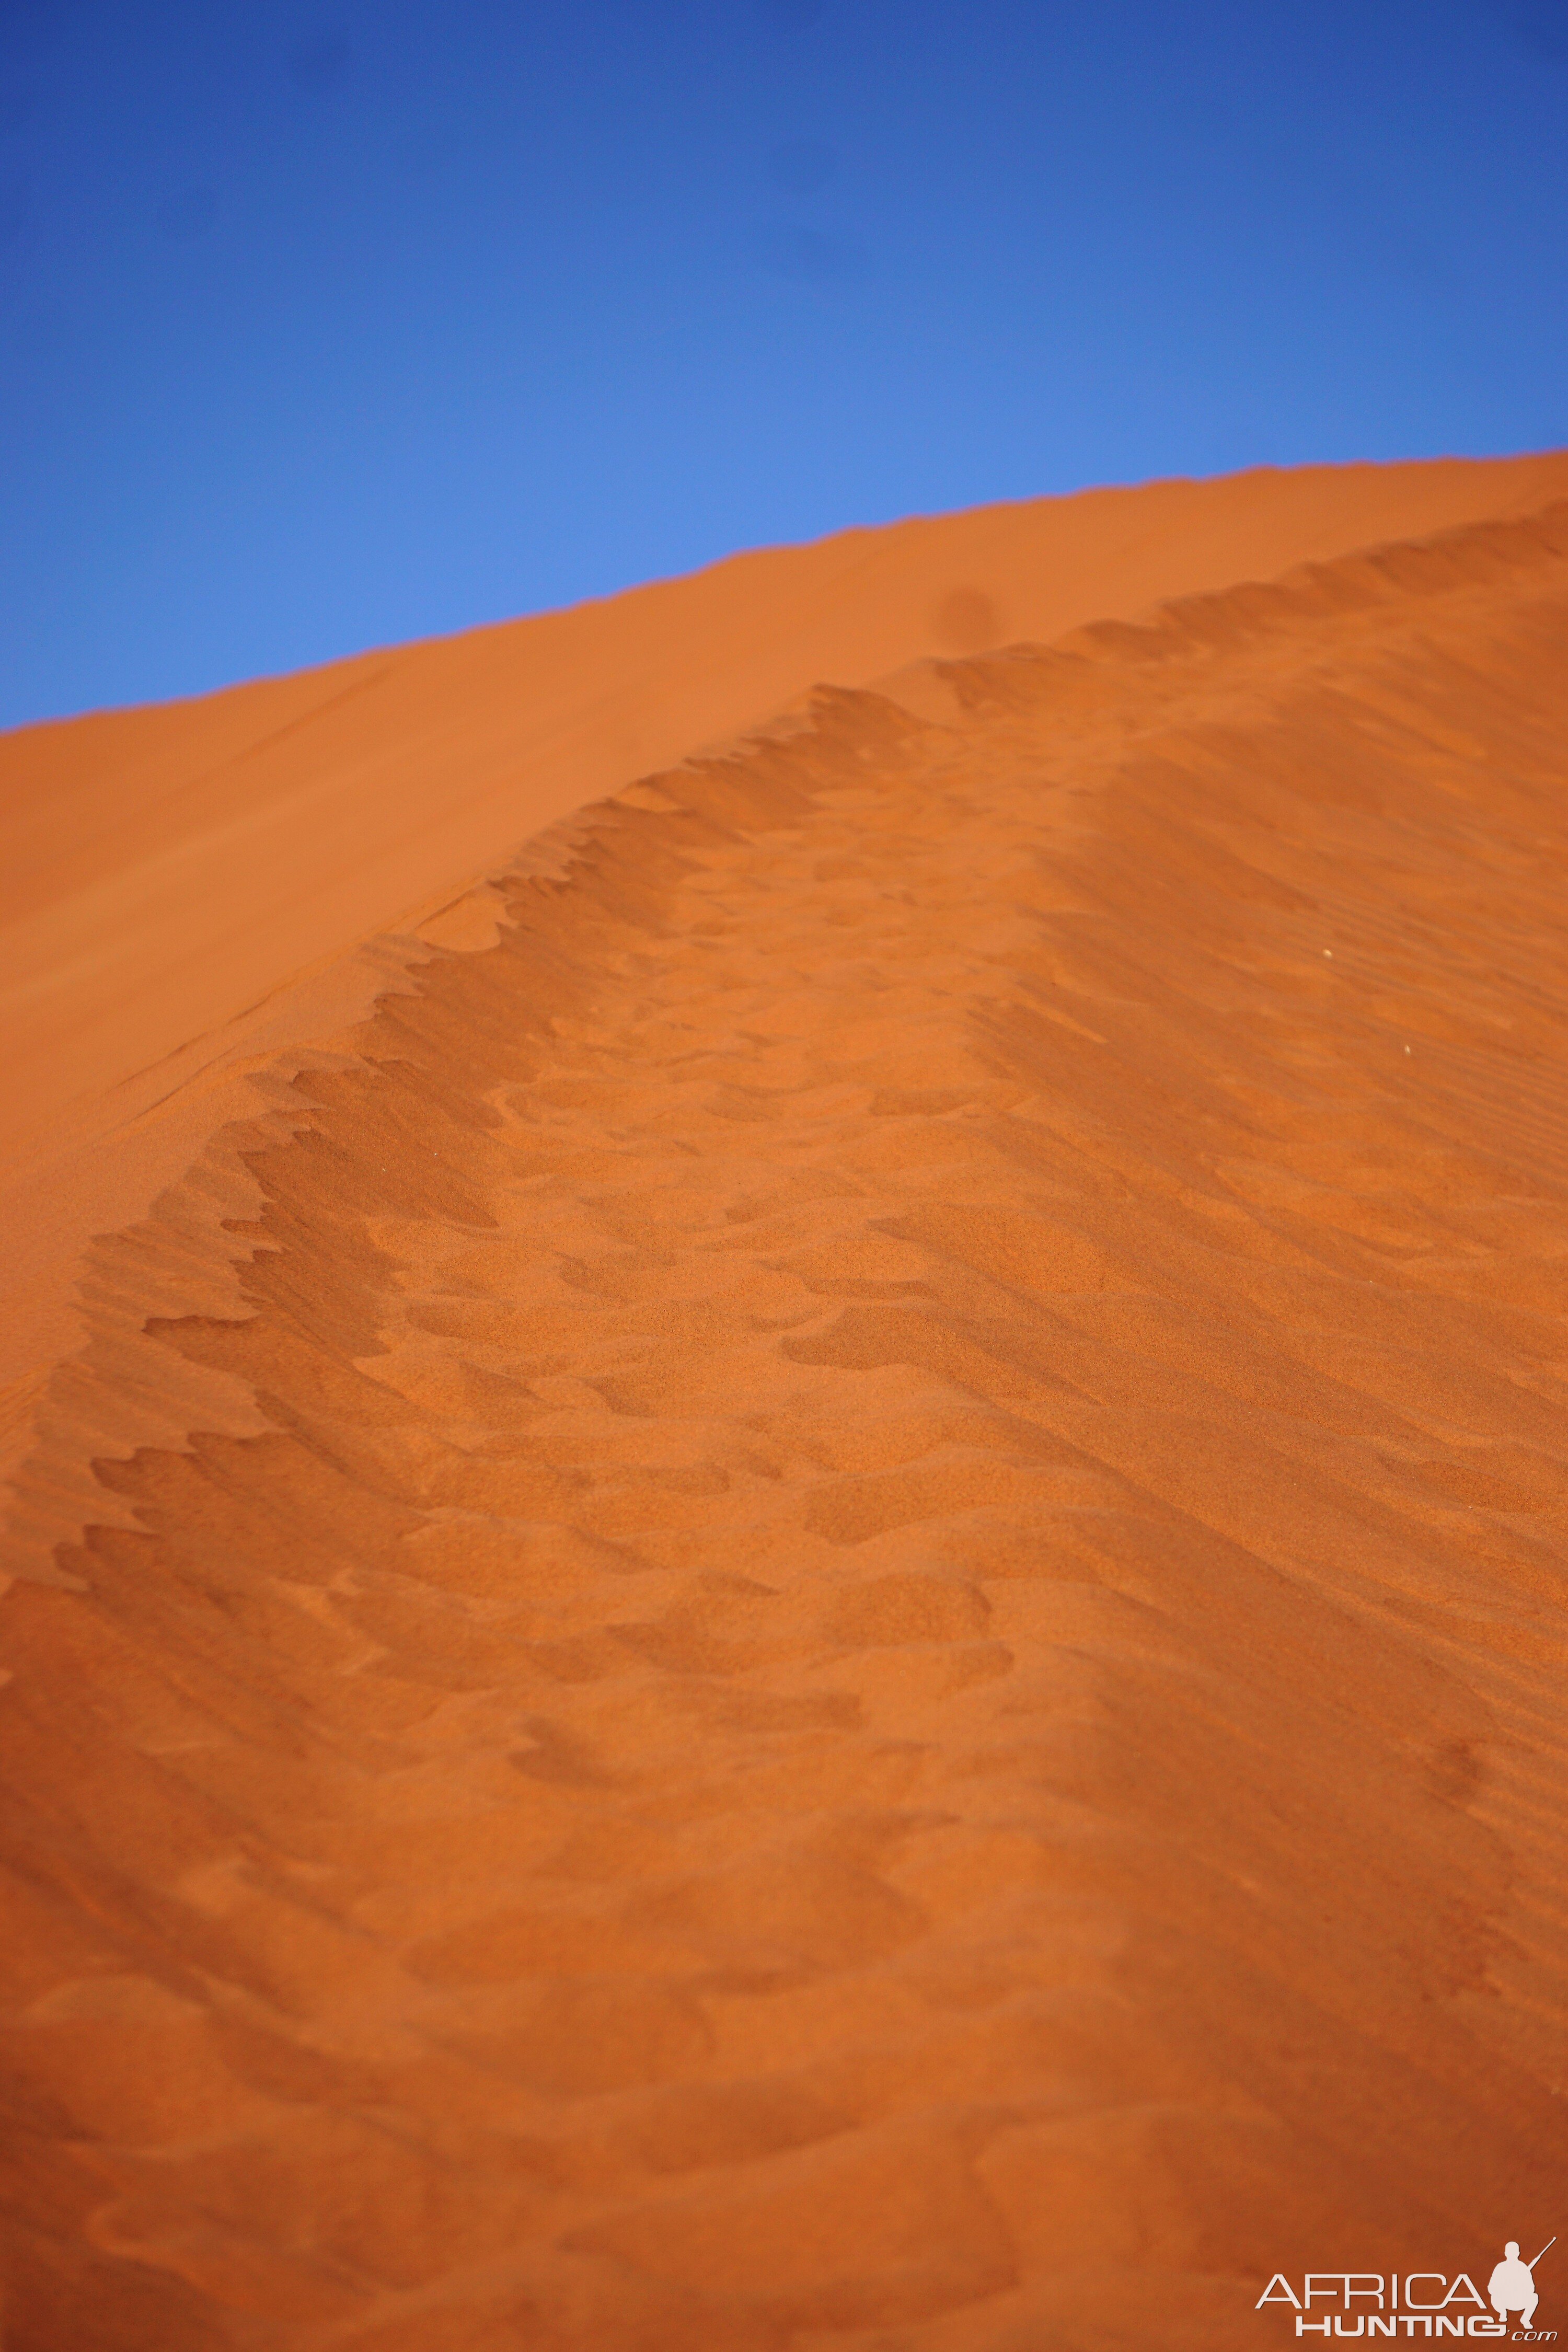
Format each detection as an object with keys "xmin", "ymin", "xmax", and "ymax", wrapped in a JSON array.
[{"xmin": 1, "ymin": 0, "xmax": 1564, "ymax": 730}]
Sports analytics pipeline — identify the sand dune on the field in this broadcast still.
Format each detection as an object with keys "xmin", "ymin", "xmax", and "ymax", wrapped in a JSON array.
[
  {"xmin": 4, "ymin": 452, "xmax": 1568, "ymax": 1412},
  {"xmin": 3, "ymin": 476, "xmax": 1567, "ymax": 2346}
]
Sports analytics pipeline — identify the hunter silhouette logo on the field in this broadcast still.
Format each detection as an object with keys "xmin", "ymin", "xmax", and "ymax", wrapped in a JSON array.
[
  {"xmin": 1491, "ymin": 2243, "xmax": 1554, "ymax": 2335},
  {"xmin": 1256, "ymin": 2238, "xmax": 1556, "ymax": 2337}
]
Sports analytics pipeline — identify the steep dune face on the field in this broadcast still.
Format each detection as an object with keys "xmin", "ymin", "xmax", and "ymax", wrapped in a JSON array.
[
  {"xmin": 5, "ymin": 453, "xmax": 1568, "ymax": 1416},
  {"xmin": 2, "ymin": 499, "xmax": 1565, "ymax": 2348}
]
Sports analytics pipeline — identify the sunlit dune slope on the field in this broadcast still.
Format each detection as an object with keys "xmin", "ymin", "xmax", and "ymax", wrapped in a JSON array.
[
  {"xmin": 4, "ymin": 451, "xmax": 1568, "ymax": 1417},
  {"xmin": 2, "ymin": 495, "xmax": 1565, "ymax": 2349}
]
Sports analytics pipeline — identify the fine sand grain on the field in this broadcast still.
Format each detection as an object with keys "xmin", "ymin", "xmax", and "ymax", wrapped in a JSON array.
[{"xmin": 2, "ymin": 479, "xmax": 1566, "ymax": 2347}]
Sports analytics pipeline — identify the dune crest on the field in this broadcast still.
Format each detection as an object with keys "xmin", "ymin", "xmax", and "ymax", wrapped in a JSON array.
[
  {"xmin": 5, "ymin": 451, "xmax": 1568, "ymax": 1419},
  {"xmin": 2, "ymin": 490, "xmax": 1565, "ymax": 2346}
]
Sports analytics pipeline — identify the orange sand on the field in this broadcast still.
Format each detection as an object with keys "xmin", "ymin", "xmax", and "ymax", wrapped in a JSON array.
[
  {"xmin": 5, "ymin": 453, "xmax": 1568, "ymax": 1404},
  {"xmin": 2, "ymin": 466, "xmax": 1567, "ymax": 2347}
]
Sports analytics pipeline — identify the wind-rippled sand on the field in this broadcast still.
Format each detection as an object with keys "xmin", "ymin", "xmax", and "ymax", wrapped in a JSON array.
[{"xmin": 3, "ymin": 491, "xmax": 1567, "ymax": 2347}]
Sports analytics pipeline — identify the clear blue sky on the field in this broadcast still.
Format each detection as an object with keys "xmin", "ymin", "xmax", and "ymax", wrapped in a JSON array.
[{"xmin": 2, "ymin": 0, "xmax": 1564, "ymax": 730}]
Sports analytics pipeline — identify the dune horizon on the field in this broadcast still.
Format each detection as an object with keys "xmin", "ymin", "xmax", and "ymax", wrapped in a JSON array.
[
  {"xmin": 2, "ymin": 456, "xmax": 1566, "ymax": 2349},
  {"xmin": 5, "ymin": 452, "xmax": 1568, "ymax": 1409}
]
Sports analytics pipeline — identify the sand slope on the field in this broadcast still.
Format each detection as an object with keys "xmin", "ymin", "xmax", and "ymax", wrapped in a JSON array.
[
  {"xmin": 2, "ymin": 488, "xmax": 1565, "ymax": 2347},
  {"xmin": 5, "ymin": 452, "xmax": 1568, "ymax": 1418}
]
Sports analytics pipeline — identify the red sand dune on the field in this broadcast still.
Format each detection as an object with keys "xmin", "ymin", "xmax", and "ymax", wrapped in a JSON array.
[
  {"xmin": 2, "ymin": 460, "xmax": 1567, "ymax": 2348},
  {"xmin": 5, "ymin": 453, "xmax": 1568, "ymax": 1402}
]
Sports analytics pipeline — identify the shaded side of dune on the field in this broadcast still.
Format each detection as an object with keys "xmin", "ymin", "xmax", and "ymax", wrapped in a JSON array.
[{"xmin": 2, "ymin": 505, "xmax": 1566, "ymax": 2350}]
